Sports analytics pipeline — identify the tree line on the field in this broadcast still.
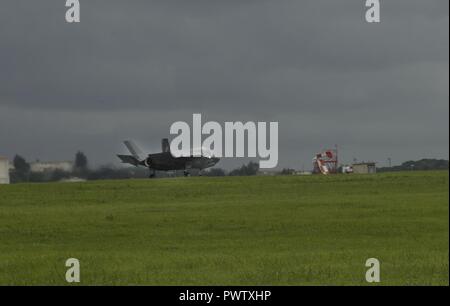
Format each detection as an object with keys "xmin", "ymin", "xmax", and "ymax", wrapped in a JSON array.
[
  {"xmin": 10, "ymin": 152, "xmax": 448, "ymax": 183},
  {"xmin": 377, "ymin": 159, "xmax": 449, "ymax": 172},
  {"xmin": 10, "ymin": 152, "xmax": 90, "ymax": 183}
]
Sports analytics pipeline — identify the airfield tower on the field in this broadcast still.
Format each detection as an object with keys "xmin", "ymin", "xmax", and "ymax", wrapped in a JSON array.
[
  {"xmin": 0, "ymin": 156, "xmax": 10, "ymax": 184},
  {"xmin": 313, "ymin": 146, "xmax": 338, "ymax": 175}
]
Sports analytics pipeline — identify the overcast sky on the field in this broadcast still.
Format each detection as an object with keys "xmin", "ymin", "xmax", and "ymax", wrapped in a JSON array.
[{"xmin": 0, "ymin": 0, "xmax": 448, "ymax": 170}]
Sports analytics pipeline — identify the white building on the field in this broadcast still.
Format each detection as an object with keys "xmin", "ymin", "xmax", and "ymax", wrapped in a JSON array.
[
  {"xmin": 30, "ymin": 161, "xmax": 74, "ymax": 173},
  {"xmin": 352, "ymin": 162, "xmax": 377, "ymax": 174},
  {"xmin": 0, "ymin": 156, "xmax": 10, "ymax": 184}
]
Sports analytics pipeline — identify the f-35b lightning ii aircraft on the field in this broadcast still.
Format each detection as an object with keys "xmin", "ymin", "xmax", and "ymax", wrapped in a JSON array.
[{"xmin": 117, "ymin": 139, "xmax": 220, "ymax": 177}]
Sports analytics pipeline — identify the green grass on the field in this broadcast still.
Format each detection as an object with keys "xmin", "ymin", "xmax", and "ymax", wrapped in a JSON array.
[{"xmin": 0, "ymin": 171, "xmax": 448, "ymax": 285}]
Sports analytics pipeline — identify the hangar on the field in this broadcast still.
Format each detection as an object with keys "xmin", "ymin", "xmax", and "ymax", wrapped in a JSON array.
[{"xmin": 352, "ymin": 162, "xmax": 377, "ymax": 174}]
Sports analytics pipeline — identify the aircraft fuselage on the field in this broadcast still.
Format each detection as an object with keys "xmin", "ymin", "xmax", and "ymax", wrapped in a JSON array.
[{"xmin": 144, "ymin": 152, "xmax": 219, "ymax": 171}]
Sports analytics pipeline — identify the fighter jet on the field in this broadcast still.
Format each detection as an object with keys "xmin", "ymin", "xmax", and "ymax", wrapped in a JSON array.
[{"xmin": 117, "ymin": 139, "xmax": 220, "ymax": 177}]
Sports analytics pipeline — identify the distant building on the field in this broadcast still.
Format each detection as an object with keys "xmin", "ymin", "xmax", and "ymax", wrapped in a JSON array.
[
  {"xmin": 30, "ymin": 161, "xmax": 74, "ymax": 173},
  {"xmin": 0, "ymin": 156, "xmax": 10, "ymax": 184},
  {"xmin": 342, "ymin": 165, "xmax": 353, "ymax": 174},
  {"xmin": 352, "ymin": 162, "xmax": 377, "ymax": 174},
  {"xmin": 257, "ymin": 170, "xmax": 278, "ymax": 176}
]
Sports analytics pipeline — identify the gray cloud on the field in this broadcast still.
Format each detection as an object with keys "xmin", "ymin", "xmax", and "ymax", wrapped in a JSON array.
[{"xmin": 0, "ymin": 0, "xmax": 448, "ymax": 169}]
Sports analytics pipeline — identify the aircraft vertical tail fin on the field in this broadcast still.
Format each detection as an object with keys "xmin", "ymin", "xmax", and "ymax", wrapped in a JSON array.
[
  {"xmin": 162, "ymin": 138, "xmax": 170, "ymax": 153},
  {"xmin": 117, "ymin": 154, "xmax": 140, "ymax": 166},
  {"xmin": 124, "ymin": 140, "xmax": 145, "ymax": 161}
]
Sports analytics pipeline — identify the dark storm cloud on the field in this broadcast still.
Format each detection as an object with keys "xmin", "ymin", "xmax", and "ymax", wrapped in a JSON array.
[{"xmin": 0, "ymin": 0, "xmax": 448, "ymax": 168}]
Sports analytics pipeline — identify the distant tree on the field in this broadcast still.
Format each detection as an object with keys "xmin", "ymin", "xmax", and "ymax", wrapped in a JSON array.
[
  {"xmin": 88, "ymin": 166, "xmax": 126, "ymax": 180},
  {"xmin": 280, "ymin": 168, "xmax": 295, "ymax": 175},
  {"xmin": 29, "ymin": 171, "xmax": 46, "ymax": 183},
  {"xmin": 51, "ymin": 169, "xmax": 71, "ymax": 181},
  {"xmin": 74, "ymin": 151, "xmax": 88, "ymax": 176},
  {"xmin": 378, "ymin": 159, "xmax": 449, "ymax": 172},
  {"xmin": 204, "ymin": 168, "xmax": 226, "ymax": 177},
  {"xmin": 86, "ymin": 164, "xmax": 154, "ymax": 180},
  {"xmin": 12, "ymin": 155, "xmax": 30, "ymax": 182},
  {"xmin": 229, "ymin": 161, "xmax": 259, "ymax": 176},
  {"xmin": 13, "ymin": 155, "xmax": 30, "ymax": 173}
]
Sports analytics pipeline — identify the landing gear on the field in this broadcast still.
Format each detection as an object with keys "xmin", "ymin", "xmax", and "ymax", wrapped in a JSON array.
[
  {"xmin": 183, "ymin": 170, "xmax": 190, "ymax": 177},
  {"xmin": 149, "ymin": 169, "xmax": 156, "ymax": 178}
]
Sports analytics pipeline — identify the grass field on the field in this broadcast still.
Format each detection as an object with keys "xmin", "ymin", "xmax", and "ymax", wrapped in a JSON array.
[{"xmin": 0, "ymin": 171, "xmax": 448, "ymax": 285}]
